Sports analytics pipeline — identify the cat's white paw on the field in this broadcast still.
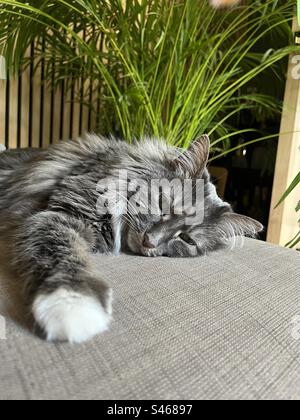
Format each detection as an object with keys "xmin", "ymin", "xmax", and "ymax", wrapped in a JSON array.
[{"xmin": 33, "ymin": 288, "xmax": 112, "ymax": 344}]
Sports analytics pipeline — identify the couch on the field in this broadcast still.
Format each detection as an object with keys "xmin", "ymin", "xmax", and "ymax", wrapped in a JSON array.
[{"xmin": 0, "ymin": 238, "xmax": 300, "ymax": 400}]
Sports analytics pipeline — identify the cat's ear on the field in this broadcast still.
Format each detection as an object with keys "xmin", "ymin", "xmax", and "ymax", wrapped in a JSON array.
[
  {"xmin": 172, "ymin": 135, "xmax": 210, "ymax": 177},
  {"xmin": 223, "ymin": 213, "xmax": 264, "ymax": 237}
]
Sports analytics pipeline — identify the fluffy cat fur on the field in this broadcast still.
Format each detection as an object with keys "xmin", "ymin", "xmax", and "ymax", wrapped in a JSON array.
[{"xmin": 0, "ymin": 135, "xmax": 262, "ymax": 343}]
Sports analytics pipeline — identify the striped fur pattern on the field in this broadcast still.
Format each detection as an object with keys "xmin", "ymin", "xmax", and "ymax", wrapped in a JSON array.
[{"xmin": 0, "ymin": 135, "xmax": 263, "ymax": 343}]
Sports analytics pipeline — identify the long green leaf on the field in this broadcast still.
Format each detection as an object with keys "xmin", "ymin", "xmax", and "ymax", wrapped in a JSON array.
[
  {"xmin": 285, "ymin": 231, "xmax": 300, "ymax": 249},
  {"xmin": 276, "ymin": 171, "xmax": 300, "ymax": 208},
  {"xmin": 0, "ymin": 0, "xmax": 297, "ymax": 148}
]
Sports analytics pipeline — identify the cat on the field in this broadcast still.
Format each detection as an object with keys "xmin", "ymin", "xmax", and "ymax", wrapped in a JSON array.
[{"xmin": 0, "ymin": 135, "xmax": 263, "ymax": 343}]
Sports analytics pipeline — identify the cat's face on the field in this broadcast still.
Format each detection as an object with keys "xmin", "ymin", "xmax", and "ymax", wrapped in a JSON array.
[{"xmin": 125, "ymin": 136, "xmax": 263, "ymax": 258}]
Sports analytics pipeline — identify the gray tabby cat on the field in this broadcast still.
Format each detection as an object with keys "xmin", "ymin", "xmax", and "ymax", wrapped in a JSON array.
[{"xmin": 0, "ymin": 135, "xmax": 262, "ymax": 343}]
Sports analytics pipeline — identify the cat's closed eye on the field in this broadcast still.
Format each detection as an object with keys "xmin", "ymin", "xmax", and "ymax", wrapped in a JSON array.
[{"xmin": 178, "ymin": 233, "xmax": 196, "ymax": 246}]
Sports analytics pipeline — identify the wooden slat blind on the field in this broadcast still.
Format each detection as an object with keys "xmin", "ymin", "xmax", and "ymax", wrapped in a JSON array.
[{"xmin": 0, "ymin": 48, "xmax": 97, "ymax": 150}]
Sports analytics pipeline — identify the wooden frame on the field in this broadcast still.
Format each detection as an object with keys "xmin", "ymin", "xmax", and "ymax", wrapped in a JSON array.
[{"xmin": 267, "ymin": 21, "xmax": 300, "ymax": 247}]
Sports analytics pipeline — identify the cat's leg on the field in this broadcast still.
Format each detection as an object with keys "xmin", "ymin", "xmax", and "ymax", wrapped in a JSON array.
[{"xmin": 13, "ymin": 211, "xmax": 112, "ymax": 343}]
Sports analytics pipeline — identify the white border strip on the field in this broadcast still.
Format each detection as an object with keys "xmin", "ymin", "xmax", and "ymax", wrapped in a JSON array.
[{"xmin": 0, "ymin": 56, "xmax": 6, "ymax": 80}]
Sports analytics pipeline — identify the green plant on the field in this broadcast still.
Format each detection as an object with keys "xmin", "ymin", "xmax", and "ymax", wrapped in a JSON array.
[
  {"xmin": 0, "ymin": 0, "xmax": 297, "ymax": 158},
  {"xmin": 276, "ymin": 172, "xmax": 300, "ymax": 249}
]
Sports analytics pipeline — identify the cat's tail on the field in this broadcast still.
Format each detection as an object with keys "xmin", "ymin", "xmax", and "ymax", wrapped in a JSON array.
[{"xmin": 0, "ymin": 145, "xmax": 6, "ymax": 153}]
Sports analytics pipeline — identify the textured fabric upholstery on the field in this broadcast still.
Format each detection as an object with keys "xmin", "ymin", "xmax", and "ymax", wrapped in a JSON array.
[{"xmin": 0, "ymin": 239, "xmax": 299, "ymax": 400}]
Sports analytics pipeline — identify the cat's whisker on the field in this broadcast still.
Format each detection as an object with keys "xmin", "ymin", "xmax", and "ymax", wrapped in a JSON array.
[
  {"xmin": 113, "ymin": 190, "xmax": 143, "ymax": 223},
  {"xmin": 123, "ymin": 217, "xmax": 140, "ymax": 234}
]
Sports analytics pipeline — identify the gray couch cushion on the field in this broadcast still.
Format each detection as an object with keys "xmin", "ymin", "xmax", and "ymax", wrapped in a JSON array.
[{"xmin": 0, "ymin": 238, "xmax": 300, "ymax": 400}]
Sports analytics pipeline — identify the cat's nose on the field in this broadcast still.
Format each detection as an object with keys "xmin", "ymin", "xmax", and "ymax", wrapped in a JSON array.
[{"xmin": 143, "ymin": 234, "xmax": 157, "ymax": 249}]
